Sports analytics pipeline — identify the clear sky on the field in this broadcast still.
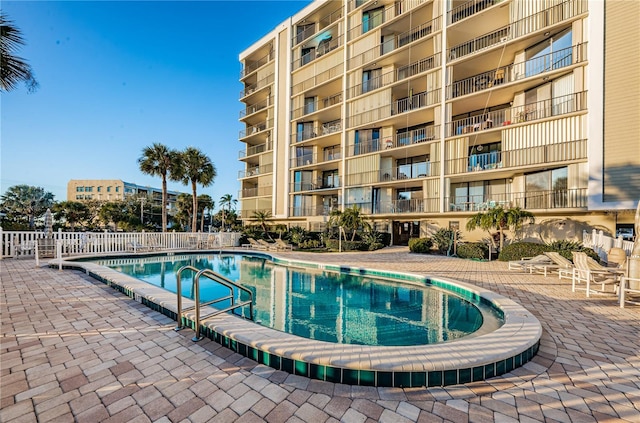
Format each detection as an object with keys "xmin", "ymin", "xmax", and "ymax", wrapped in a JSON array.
[{"xmin": 1, "ymin": 0, "xmax": 311, "ymax": 210}]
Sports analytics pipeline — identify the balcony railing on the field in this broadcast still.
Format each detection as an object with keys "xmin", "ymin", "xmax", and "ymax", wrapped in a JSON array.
[
  {"xmin": 347, "ymin": 126, "xmax": 439, "ymax": 157},
  {"xmin": 448, "ymin": 91, "xmax": 587, "ymax": 137},
  {"xmin": 291, "ymin": 92, "xmax": 342, "ymax": 120},
  {"xmin": 290, "ymin": 149, "xmax": 342, "ymax": 167},
  {"xmin": 238, "ymin": 164, "xmax": 273, "ymax": 179},
  {"xmin": 291, "ymin": 120, "xmax": 342, "ymax": 144},
  {"xmin": 240, "ymin": 73, "xmax": 275, "ymax": 98},
  {"xmin": 348, "ymin": 88, "xmax": 440, "ymax": 128},
  {"xmin": 446, "ymin": 188, "xmax": 587, "ymax": 211},
  {"xmin": 290, "ymin": 205, "xmax": 337, "ymax": 217},
  {"xmin": 445, "ymin": 139, "xmax": 587, "ymax": 174},
  {"xmin": 240, "ymin": 96, "xmax": 272, "ymax": 119},
  {"xmin": 348, "ymin": 0, "xmax": 431, "ymax": 40},
  {"xmin": 449, "ymin": 43, "xmax": 587, "ymax": 99},
  {"xmin": 349, "ymin": 16, "xmax": 441, "ymax": 70},
  {"xmin": 448, "ymin": 0, "xmax": 504, "ymax": 24},
  {"xmin": 239, "ymin": 141, "xmax": 273, "ymax": 159},
  {"xmin": 448, "ymin": 0, "xmax": 587, "ymax": 61},
  {"xmin": 239, "ymin": 118, "xmax": 273, "ymax": 139},
  {"xmin": 293, "ymin": 34, "xmax": 344, "ymax": 71},
  {"xmin": 291, "ymin": 177, "xmax": 341, "ymax": 193},
  {"xmin": 239, "ymin": 186, "xmax": 273, "ymax": 198},
  {"xmin": 344, "ymin": 162, "xmax": 439, "ymax": 186},
  {"xmin": 240, "ymin": 51, "xmax": 274, "ymax": 79},
  {"xmin": 292, "ymin": 8, "xmax": 343, "ymax": 46},
  {"xmin": 292, "ymin": 63, "xmax": 343, "ymax": 95},
  {"xmin": 346, "ymin": 197, "xmax": 440, "ymax": 215}
]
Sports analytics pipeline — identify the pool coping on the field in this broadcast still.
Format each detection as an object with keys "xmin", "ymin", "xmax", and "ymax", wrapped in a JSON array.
[{"xmin": 53, "ymin": 250, "xmax": 542, "ymax": 387}]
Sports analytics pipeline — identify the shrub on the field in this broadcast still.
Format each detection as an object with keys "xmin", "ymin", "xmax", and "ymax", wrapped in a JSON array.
[
  {"xmin": 546, "ymin": 240, "xmax": 601, "ymax": 263},
  {"xmin": 498, "ymin": 242, "xmax": 551, "ymax": 261},
  {"xmin": 299, "ymin": 239, "xmax": 321, "ymax": 249},
  {"xmin": 409, "ymin": 237, "xmax": 433, "ymax": 254},
  {"xmin": 432, "ymin": 228, "xmax": 460, "ymax": 255},
  {"xmin": 325, "ymin": 239, "xmax": 365, "ymax": 251},
  {"xmin": 368, "ymin": 242, "xmax": 384, "ymax": 251},
  {"xmin": 457, "ymin": 242, "xmax": 489, "ymax": 260}
]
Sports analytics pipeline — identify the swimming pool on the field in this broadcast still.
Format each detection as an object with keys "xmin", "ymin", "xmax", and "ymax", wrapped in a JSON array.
[
  {"xmin": 91, "ymin": 253, "xmax": 503, "ymax": 347},
  {"xmin": 64, "ymin": 251, "xmax": 542, "ymax": 387}
]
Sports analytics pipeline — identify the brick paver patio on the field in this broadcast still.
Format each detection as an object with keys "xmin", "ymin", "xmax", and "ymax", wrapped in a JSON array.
[{"xmin": 1, "ymin": 248, "xmax": 639, "ymax": 422}]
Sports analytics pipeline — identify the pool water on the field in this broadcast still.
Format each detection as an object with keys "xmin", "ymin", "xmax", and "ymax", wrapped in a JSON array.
[{"xmin": 94, "ymin": 253, "xmax": 502, "ymax": 347}]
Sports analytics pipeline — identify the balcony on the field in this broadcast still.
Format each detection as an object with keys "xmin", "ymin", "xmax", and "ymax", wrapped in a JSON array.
[
  {"xmin": 347, "ymin": 125, "xmax": 439, "ymax": 157},
  {"xmin": 448, "ymin": 0, "xmax": 504, "ymax": 25},
  {"xmin": 348, "ymin": 89, "xmax": 440, "ymax": 128},
  {"xmin": 291, "ymin": 177, "xmax": 341, "ymax": 193},
  {"xmin": 240, "ymin": 97, "xmax": 272, "ymax": 119},
  {"xmin": 349, "ymin": 16, "xmax": 441, "ymax": 70},
  {"xmin": 239, "ymin": 119, "xmax": 273, "ymax": 139},
  {"xmin": 238, "ymin": 164, "xmax": 273, "ymax": 179},
  {"xmin": 448, "ymin": 0, "xmax": 587, "ymax": 61},
  {"xmin": 240, "ymin": 73, "xmax": 274, "ymax": 99},
  {"xmin": 291, "ymin": 120, "xmax": 342, "ymax": 144},
  {"xmin": 292, "ymin": 7, "xmax": 343, "ymax": 46},
  {"xmin": 446, "ymin": 188, "xmax": 587, "ymax": 212},
  {"xmin": 292, "ymin": 63, "xmax": 343, "ymax": 96},
  {"xmin": 290, "ymin": 149, "xmax": 342, "ymax": 168},
  {"xmin": 445, "ymin": 139, "xmax": 587, "ymax": 175},
  {"xmin": 448, "ymin": 91, "xmax": 587, "ymax": 137},
  {"xmin": 239, "ymin": 141, "xmax": 273, "ymax": 159},
  {"xmin": 293, "ymin": 33, "xmax": 344, "ymax": 71},
  {"xmin": 291, "ymin": 92, "xmax": 342, "ymax": 120},
  {"xmin": 348, "ymin": 0, "xmax": 432, "ymax": 41},
  {"xmin": 239, "ymin": 186, "xmax": 273, "ymax": 199},
  {"xmin": 449, "ymin": 43, "xmax": 587, "ymax": 99},
  {"xmin": 345, "ymin": 162, "xmax": 439, "ymax": 187},
  {"xmin": 289, "ymin": 205, "xmax": 336, "ymax": 217},
  {"xmin": 240, "ymin": 51, "xmax": 274, "ymax": 79}
]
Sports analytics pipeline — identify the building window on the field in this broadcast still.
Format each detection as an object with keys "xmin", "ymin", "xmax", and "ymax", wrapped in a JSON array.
[
  {"xmin": 362, "ymin": 7, "xmax": 383, "ymax": 33},
  {"xmin": 107, "ymin": 186, "xmax": 112, "ymax": 192},
  {"xmin": 296, "ymin": 23, "xmax": 314, "ymax": 44},
  {"xmin": 362, "ymin": 68, "xmax": 382, "ymax": 93},
  {"xmin": 354, "ymin": 128, "xmax": 380, "ymax": 155},
  {"xmin": 97, "ymin": 186, "xmax": 102, "ymax": 192},
  {"xmin": 85, "ymin": 186, "xmax": 93, "ymax": 192},
  {"xmin": 468, "ymin": 142, "xmax": 502, "ymax": 171},
  {"xmin": 396, "ymin": 155, "xmax": 430, "ymax": 179},
  {"xmin": 525, "ymin": 167, "xmax": 568, "ymax": 209},
  {"xmin": 525, "ymin": 29, "xmax": 572, "ymax": 77},
  {"xmin": 296, "ymin": 121, "xmax": 315, "ymax": 142},
  {"xmin": 115, "ymin": 186, "xmax": 120, "ymax": 193},
  {"xmin": 293, "ymin": 170, "xmax": 313, "ymax": 192},
  {"xmin": 322, "ymin": 170, "xmax": 339, "ymax": 188},
  {"xmin": 301, "ymin": 47, "xmax": 315, "ymax": 66},
  {"xmin": 296, "ymin": 146, "xmax": 313, "ymax": 166},
  {"xmin": 76, "ymin": 186, "xmax": 84, "ymax": 192},
  {"xmin": 304, "ymin": 97, "xmax": 316, "ymax": 114},
  {"xmin": 76, "ymin": 195, "xmax": 84, "ymax": 200}
]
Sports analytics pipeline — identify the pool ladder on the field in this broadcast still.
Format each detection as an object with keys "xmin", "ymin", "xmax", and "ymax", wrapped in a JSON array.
[{"xmin": 174, "ymin": 266, "xmax": 254, "ymax": 341}]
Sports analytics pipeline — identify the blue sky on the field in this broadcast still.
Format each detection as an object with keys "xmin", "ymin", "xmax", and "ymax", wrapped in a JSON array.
[{"xmin": 1, "ymin": 0, "xmax": 311, "ymax": 210}]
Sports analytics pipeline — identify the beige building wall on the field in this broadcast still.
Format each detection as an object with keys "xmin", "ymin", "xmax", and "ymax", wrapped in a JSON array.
[{"xmin": 67, "ymin": 179, "xmax": 125, "ymax": 202}]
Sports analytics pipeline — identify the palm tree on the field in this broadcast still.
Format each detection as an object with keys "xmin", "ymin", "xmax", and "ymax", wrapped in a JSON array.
[
  {"xmin": 138, "ymin": 143, "xmax": 179, "ymax": 232},
  {"xmin": 219, "ymin": 194, "xmax": 237, "ymax": 231},
  {"xmin": 329, "ymin": 205, "xmax": 370, "ymax": 241},
  {"xmin": 197, "ymin": 194, "xmax": 214, "ymax": 232},
  {"xmin": 175, "ymin": 147, "xmax": 216, "ymax": 232},
  {"xmin": 252, "ymin": 210, "xmax": 273, "ymax": 240},
  {"xmin": 0, "ymin": 13, "xmax": 38, "ymax": 92},
  {"xmin": 466, "ymin": 205, "xmax": 535, "ymax": 250},
  {"xmin": 0, "ymin": 185, "xmax": 54, "ymax": 229}
]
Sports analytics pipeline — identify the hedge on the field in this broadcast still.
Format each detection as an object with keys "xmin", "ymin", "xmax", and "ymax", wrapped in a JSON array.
[
  {"xmin": 408, "ymin": 237, "xmax": 433, "ymax": 254},
  {"xmin": 457, "ymin": 242, "xmax": 489, "ymax": 260}
]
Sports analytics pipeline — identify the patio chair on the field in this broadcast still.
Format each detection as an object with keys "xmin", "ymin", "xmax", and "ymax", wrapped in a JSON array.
[
  {"xmin": 543, "ymin": 252, "xmax": 575, "ymax": 280},
  {"xmin": 275, "ymin": 239, "xmax": 294, "ymax": 251},
  {"xmin": 13, "ymin": 238, "xmax": 37, "ymax": 258},
  {"xmin": 257, "ymin": 239, "xmax": 278, "ymax": 250},
  {"xmin": 242, "ymin": 237, "xmax": 268, "ymax": 250},
  {"xmin": 619, "ymin": 277, "xmax": 640, "ymax": 308},
  {"xmin": 205, "ymin": 234, "xmax": 220, "ymax": 249},
  {"xmin": 126, "ymin": 241, "xmax": 151, "ymax": 253},
  {"xmin": 508, "ymin": 254, "xmax": 552, "ymax": 272},
  {"xmin": 571, "ymin": 252, "xmax": 621, "ymax": 297}
]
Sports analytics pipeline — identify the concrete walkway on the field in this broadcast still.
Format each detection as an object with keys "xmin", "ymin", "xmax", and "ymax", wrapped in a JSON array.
[{"xmin": 1, "ymin": 248, "xmax": 639, "ymax": 422}]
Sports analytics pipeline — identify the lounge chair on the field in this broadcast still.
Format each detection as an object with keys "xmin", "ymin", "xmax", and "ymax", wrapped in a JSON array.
[
  {"xmin": 543, "ymin": 252, "xmax": 575, "ymax": 280},
  {"xmin": 126, "ymin": 241, "xmax": 151, "ymax": 253},
  {"xmin": 242, "ymin": 237, "xmax": 268, "ymax": 250},
  {"xmin": 619, "ymin": 277, "xmax": 640, "ymax": 308},
  {"xmin": 13, "ymin": 238, "xmax": 36, "ymax": 258},
  {"xmin": 508, "ymin": 254, "xmax": 552, "ymax": 272},
  {"xmin": 571, "ymin": 252, "xmax": 621, "ymax": 297},
  {"xmin": 257, "ymin": 239, "xmax": 277, "ymax": 250},
  {"xmin": 275, "ymin": 239, "xmax": 294, "ymax": 251}
]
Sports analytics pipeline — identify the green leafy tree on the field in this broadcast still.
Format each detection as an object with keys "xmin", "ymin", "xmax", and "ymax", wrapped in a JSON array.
[
  {"xmin": 98, "ymin": 201, "xmax": 128, "ymax": 231},
  {"xmin": 219, "ymin": 193, "xmax": 237, "ymax": 231},
  {"xmin": 329, "ymin": 205, "xmax": 370, "ymax": 241},
  {"xmin": 466, "ymin": 206, "xmax": 535, "ymax": 250},
  {"xmin": 138, "ymin": 143, "xmax": 180, "ymax": 232},
  {"xmin": 174, "ymin": 193, "xmax": 193, "ymax": 231},
  {"xmin": 0, "ymin": 13, "xmax": 38, "ymax": 92},
  {"xmin": 252, "ymin": 210, "xmax": 273, "ymax": 240},
  {"xmin": 0, "ymin": 185, "xmax": 54, "ymax": 229},
  {"xmin": 174, "ymin": 147, "xmax": 216, "ymax": 232},
  {"xmin": 197, "ymin": 194, "xmax": 214, "ymax": 232},
  {"xmin": 52, "ymin": 201, "xmax": 91, "ymax": 231}
]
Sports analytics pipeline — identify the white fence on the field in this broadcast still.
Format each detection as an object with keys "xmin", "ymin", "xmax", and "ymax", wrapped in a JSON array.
[
  {"xmin": 582, "ymin": 229, "xmax": 634, "ymax": 263},
  {"xmin": 0, "ymin": 229, "xmax": 242, "ymax": 259}
]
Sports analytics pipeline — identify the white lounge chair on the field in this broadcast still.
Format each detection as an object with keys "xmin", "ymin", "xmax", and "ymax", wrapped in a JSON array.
[
  {"xmin": 619, "ymin": 277, "xmax": 640, "ymax": 308},
  {"xmin": 508, "ymin": 254, "xmax": 552, "ymax": 272},
  {"xmin": 572, "ymin": 252, "xmax": 622, "ymax": 297},
  {"xmin": 542, "ymin": 252, "xmax": 575, "ymax": 279}
]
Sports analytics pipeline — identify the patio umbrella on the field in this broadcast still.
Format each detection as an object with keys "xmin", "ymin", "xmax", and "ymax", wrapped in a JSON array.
[{"xmin": 43, "ymin": 208, "xmax": 53, "ymax": 237}]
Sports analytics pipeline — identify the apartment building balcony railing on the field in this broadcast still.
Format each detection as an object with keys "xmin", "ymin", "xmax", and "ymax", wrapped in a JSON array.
[
  {"xmin": 240, "ymin": 51, "xmax": 274, "ymax": 79},
  {"xmin": 238, "ymin": 164, "xmax": 273, "ymax": 179},
  {"xmin": 446, "ymin": 188, "xmax": 587, "ymax": 212},
  {"xmin": 348, "ymin": 54, "xmax": 439, "ymax": 99},
  {"xmin": 347, "ymin": 126, "xmax": 439, "ymax": 157},
  {"xmin": 291, "ymin": 178, "xmax": 341, "ymax": 193},
  {"xmin": 239, "ymin": 141, "xmax": 273, "ymax": 159},
  {"xmin": 293, "ymin": 34, "xmax": 344, "ymax": 71},
  {"xmin": 448, "ymin": 0, "xmax": 504, "ymax": 25},
  {"xmin": 449, "ymin": 43, "xmax": 587, "ymax": 99},
  {"xmin": 239, "ymin": 97, "xmax": 272, "ymax": 119},
  {"xmin": 348, "ymin": 88, "xmax": 440, "ymax": 128},
  {"xmin": 290, "ymin": 205, "xmax": 336, "ymax": 217},
  {"xmin": 448, "ymin": 0, "xmax": 587, "ymax": 61},
  {"xmin": 349, "ymin": 16, "xmax": 441, "ymax": 70},
  {"xmin": 345, "ymin": 162, "xmax": 439, "ymax": 186},
  {"xmin": 290, "ymin": 149, "xmax": 342, "ymax": 168},
  {"xmin": 348, "ymin": 0, "xmax": 430, "ymax": 40},
  {"xmin": 445, "ymin": 139, "xmax": 587, "ymax": 175},
  {"xmin": 292, "ymin": 63, "xmax": 343, "ymax": 96},
  {"xmin": 291, "ymin": 92, "xmax": 342, "ymax": 120},
  {"xmin": 291, "ymin": 120, "xmax": 342, "ymax": 144},
  {"xmin": 239, "ymin": 118, "xmax": 274, "ymax": 139},
  {"xmin": 293, "ymin": 8, "xmax": 343, "ymax": 46},
  {"xmin": 448, "ymin": 91, "xmax": 587, "ymax": 137},
  {"xmin": 239, "ymin": 186, "xmax": 273, "ymax": 199},
  {"xmin": 240, "ymin": 73, "xmax": 275, "ymax": 98}
]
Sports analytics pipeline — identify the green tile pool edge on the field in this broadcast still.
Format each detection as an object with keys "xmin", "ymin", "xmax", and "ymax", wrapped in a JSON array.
[{"xmin": 58, "ymin": 253, "xmax": 541, "ymax": 387}]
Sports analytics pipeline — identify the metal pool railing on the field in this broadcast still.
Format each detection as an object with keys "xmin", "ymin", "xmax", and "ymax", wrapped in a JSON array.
[{"xmin": 174, "ymin": 266, "xmax": 254, "ymax": 341}]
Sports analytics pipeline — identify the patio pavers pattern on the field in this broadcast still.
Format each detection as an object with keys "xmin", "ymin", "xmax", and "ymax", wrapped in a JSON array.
[{"xmin": 1, "ymin": 248, "xmax": 639, "ymax": 422}]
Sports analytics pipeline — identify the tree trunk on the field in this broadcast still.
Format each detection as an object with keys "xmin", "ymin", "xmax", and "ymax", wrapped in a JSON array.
[
  {"xmin": 161, "ymin": 175, "xmax": 168, "ymax": 232},
  {"xmin": 191, "ymin": 180, "xmax": 198, "ymax": 233}
]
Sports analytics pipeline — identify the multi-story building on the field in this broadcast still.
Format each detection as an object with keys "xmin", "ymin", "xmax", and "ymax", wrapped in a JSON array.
[
  {"xmin": 238, "ymin": 0, "xmax": 640, "ymax": 244},
  {"xmin": 67, "ymin": 179, "xmax": 182, "ymax": 213}
]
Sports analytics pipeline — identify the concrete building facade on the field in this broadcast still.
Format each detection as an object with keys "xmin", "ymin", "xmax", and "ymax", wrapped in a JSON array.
[{"xmin": 238, "ymin": 0, "xmax": 640, "ymax": 244}]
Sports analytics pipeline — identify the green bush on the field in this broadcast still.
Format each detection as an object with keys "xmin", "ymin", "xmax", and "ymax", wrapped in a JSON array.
[
  {"xmin": 432, "ymin": 228, "xmax": 459, "ymax": 255},
  {"xmin": 498, "ymin": 242, "xmax": 552, "ymax": 261},
  {"xmin": 409, "ymin": 237, "xmax": 433, "ymax": 254},
  {"xmin": 457, "ymin": 242, "xmax": 489, "ymax": 260},
  {"xmin": 325, "ymin": 239, "xmax": 365, "ymax": 251},
  {"xmin": 546, "ymin": 240, "xmax": 601, "ymax": 263},
  {"xmin": 368, "ymin": 242, "xmax": 384, "ymax": 251},
  {"xmin": 299, "ymin": 239, "xmax": 321, "ymax": 249}
]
